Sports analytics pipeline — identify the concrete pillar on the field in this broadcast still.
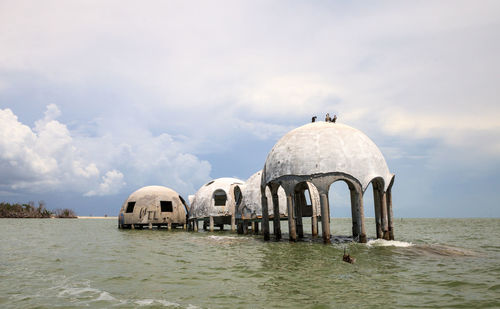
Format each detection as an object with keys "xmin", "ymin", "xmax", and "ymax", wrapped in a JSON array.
[
  {"xmin": 373, "ymin": 188, "xmax": 383, "ymax": 239},
  {"xmin": 381, "ymin": 191, "xmax": 390, "ymax": 240},
  {"xmin": 387, "ymin": 188, "xmax": 394, "ymax": 240},
  {"xmin": 231, "ymin": 214, "xmax": 236, "ymax": 232},
  {"xmin": 254, "ymin": 221, "xmax": 259, "ymax": 235},
  {"xmin": 350, "ymin": 188, "xmax": 359, "ymax": 240},
  {"xmin": 168, "ymin": 222, "xmax": 172, "ymax": 230},
  {"xmin": 261, "ymin": 193, "xmax": 270, "ymax": 240},
  {"xmin": 355, "ymin": 190, "xmax": 367, "ymax": 243},
  {"xmin": 287, "ymin": 194, "xmax": 297, "ymax": 241},
  {"xmin": 183, "ymin": 224, "xmax": 187, "ymax": 230},
  {"xmin": 251, "ymin": 221, "xmax": 255, "ymax": 232},
  {"xmin": 320, "ymin": 193, "xmax": 330, "ymax": 243},
  {"xmin": 311, "ymin": 188, "xmax": 319, "ymax": 237},
  {"xmin": 308, "ymin": 182, "xmax": 320, "ymax": 238},
  {"xmin": 131, "ymin": 224, "xmax": 135, "ymax": 230},
  {"xmin": 194, "ymin": 219, "xmax": 198, "ymax": 232},
  {"xmin": 243, "ymin": 220, "xmax": 248, "ymax": 234},
  {"xmin": 209, "ymin": 216, "xmax": 214, "ymax": 232},
  {"xmin": 312, "ymin": 215, "xmax": 318, "ymax": 238},
  {"xmin": 272, "ymin": 193, "xmax": 281, "ymax": 240},
  {"xmin": 294, "ymin": 191, "xmax": 304, "ymax": 239},
  {"xmin": 148, "ymin": 222, "xmax": 153, "ymax": 230}
]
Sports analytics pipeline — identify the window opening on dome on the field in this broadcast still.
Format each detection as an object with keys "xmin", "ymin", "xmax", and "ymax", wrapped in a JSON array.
[
  {"xmin": 126, "ymin": 202, "xmax": 135, "ymax": 213},
  {"xmin": 160, "ymin": 201, "xmax": 173, "ymax": 212},
  {"xmin": 205, "ymin": 180, "xmax": 215, "ymax": 187},
  {"xmin": 234, "ymin": 186, "xmax": 242, "ymax": 207},
  {"xmin": 304, "ymin": 189, "xmax": 311, "ymax": 206},
  {"xmin": 213, "ymin": 189, "xmax": 227, "ymax": 206}
]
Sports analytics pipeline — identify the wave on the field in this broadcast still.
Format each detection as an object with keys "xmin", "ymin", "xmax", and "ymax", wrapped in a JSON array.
[
  {"xmin": 208, "ymin": 235, "xmax": 240, "ymax": 241},
  {"xmin": 365, "ymin": 239, "xmax": 478, "ymax": 257},
  {"xmin": 51, "ymin": 276, "xmax": 198, "ymax": 308},
  {"xmin": 366, "ymin": 239, "xmax": 414, "ymax": 247}
]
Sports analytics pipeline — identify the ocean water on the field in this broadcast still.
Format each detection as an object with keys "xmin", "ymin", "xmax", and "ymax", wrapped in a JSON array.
[{"xmin": 1, "ymin": 218, "xmax": 499, "ymax": 308}]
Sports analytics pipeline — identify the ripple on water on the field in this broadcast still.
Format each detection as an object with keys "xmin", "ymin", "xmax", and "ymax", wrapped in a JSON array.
[{"xmin": 1, "ymin": 218, "xmax": 500, "ymax": 308}]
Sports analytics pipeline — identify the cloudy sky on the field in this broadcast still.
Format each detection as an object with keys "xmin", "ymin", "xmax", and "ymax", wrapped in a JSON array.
[{"xmin": 1, "ymin": 0, "xmax": 499, "ymax": 217}]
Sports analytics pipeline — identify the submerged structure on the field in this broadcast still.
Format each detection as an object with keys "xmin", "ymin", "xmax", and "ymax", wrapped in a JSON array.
[
  {"xmin": 117, "ymin": 117, "xmax": 396, "ymax": 244},
  {"xmin": 118, "ymin": 186, "xmax": 189, "ymax": 229},
  {"xmin": 260, "ymin": 121, "xmax": 395, "ymax": 243},
  {"xmin": 188, "ymin": 178, "xmax": 244, "ymax": 232},
  {"xmin": 234, "ymin": 170, "xmax": 287, "ymax": 234}
]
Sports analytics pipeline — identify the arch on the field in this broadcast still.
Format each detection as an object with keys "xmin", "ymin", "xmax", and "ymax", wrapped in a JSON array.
[
  {"xmin": 267, "ymin": 182, "xmax": 285, "ymax": 240},
  {"xmin": 178, "ymin": 195, "xmax": 189, "ymax": 215},
  {"xmin": 233, "ymin": 186, "xmax": 242, "ymax": 208},
  {"xmin": 293, "ymin": 181, "xmax": 321, "ymax": 238},
  {"xmin": 328, "ymin": 180, "xmax": 350, "ymax": 234},
  {"xmin": 327, "ymin": 178, "xmax": 366, "ymax": 243}
]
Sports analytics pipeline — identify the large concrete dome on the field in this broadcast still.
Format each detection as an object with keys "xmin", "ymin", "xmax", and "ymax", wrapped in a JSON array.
[{"xmin": 263, "ymin": 122, "xmax": 393, "ymax": 191}]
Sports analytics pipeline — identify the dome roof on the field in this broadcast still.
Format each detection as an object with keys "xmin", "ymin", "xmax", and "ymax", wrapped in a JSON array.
[
  {"xmin": 126, "ymin": 185, "xmax": 180, "ymax": 201},
  {"xmin": 263, "ymin": 122, "xmax": 393, "ymax": 191}
]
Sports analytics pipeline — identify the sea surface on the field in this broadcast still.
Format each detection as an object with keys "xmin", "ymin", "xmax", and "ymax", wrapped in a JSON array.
[{"xmin": 1, "ymin": 218, "xmax": 499, "ymax": 308}]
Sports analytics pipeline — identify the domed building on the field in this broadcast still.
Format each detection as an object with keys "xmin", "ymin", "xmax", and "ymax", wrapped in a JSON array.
[
  {"xmin": 188, "ymin": 178, "xmax": 244, "ymax": 232},
  {"xmin": 235, "ymin": 170, "xmax": 294, "ymax": 234},
  {"xmin": 118, "ymin": 186, "xmax": 189, "ymax": 230},
  {"xmin": 260, "ymin": 121, "xmax": 395, "ymax": 243}
]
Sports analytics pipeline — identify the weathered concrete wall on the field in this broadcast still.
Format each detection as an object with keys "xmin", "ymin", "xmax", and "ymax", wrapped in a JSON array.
[
  {"xmin": 188, "ymin": 178, "xmax": 244, "ymax": 219},
  {"xmin": 118, "ymin": 186, "xmax": 189, "ymax": 227},
  {"xmin": 236, "ymin": 170, "xmax": 287, "ymax": 219}
]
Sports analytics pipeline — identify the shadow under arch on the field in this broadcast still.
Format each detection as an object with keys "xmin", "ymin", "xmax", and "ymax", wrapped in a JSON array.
[{"xmin": 293, "ymin": 181, "xmax": 321, "ymax": 238}]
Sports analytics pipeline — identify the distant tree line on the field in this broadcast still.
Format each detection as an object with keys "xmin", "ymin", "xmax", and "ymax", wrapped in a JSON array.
[{"xmin": 0, "ymin": 201, "xmax": 77, "ymax": 218}]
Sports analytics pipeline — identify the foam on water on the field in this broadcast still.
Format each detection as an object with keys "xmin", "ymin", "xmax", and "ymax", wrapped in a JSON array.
[
  {"xmin": 208, "ymin": 235, "xmax": 240, "ymax": 241},
  {"xmin": 95, "ymin": 291, "xmax": 116, "ymax": 301},
  {"xmin": 367, "ymin": 239, "xmax": 414, "ymax": 247},
  {"xmin": 135, "ymin": 299, "xmax": 199, "ymax": 307}
]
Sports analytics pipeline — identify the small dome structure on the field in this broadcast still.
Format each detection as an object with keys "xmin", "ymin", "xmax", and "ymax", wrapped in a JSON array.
[
  {"xmin": 236, "ymin": 170, "xmax": 287, "ymax": 220},
  {"xmin": 260, "ymin": 121, "xmax": 395, "ymax": 243},
  {"xmin": 118, "ymin": 186, "xmax": 189, "ymax": 229},
  {"xmin": 188, "ymin": 178, "xmax": 244, "ymax": 231}
]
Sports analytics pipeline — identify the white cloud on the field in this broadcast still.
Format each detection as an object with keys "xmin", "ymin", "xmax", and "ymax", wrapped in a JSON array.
[
  {"xmin": 233, "ymin": 119, "xmax": 294, "ymax": 141},
  {"xmin": 0, "ymin": 105, "xmax": 212, "ymax": 197},
  {"xmin": 85, "ymin": 170, "xmax": 125, "ymax": 196}
]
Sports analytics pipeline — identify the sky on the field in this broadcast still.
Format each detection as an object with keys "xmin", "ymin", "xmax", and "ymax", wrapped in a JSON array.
[{"xmin": 0, "ymin": 0, "xmax": 499, "ymax": 217}]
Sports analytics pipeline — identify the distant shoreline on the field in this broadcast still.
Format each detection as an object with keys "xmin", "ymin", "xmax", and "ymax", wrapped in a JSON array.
[{"xmin": 77, "ymin": 216, "xmax": 118, "ymax": 219}]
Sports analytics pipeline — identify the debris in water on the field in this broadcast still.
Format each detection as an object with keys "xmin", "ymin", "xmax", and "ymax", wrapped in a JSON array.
[{"xmin": 342, "ymin": 247, "xmax": 356, "ymax": 264}]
